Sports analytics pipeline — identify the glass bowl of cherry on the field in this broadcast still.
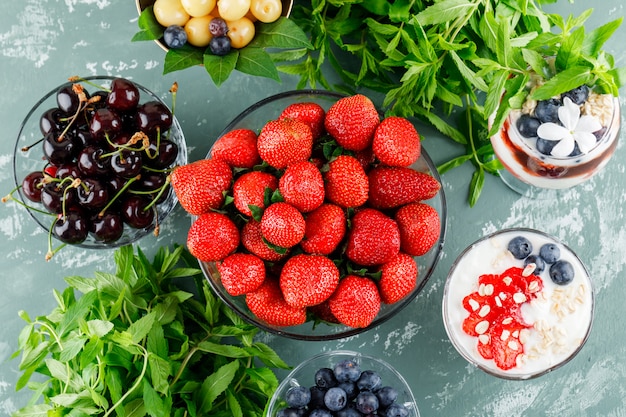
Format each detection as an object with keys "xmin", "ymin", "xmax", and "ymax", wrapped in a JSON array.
[{"xmin": 10, "ymin": 76, "xmax": 187, "ymax": 256}]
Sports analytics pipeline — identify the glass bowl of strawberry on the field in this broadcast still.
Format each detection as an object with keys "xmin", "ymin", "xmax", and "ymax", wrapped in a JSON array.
[
  {"xmin": 171, "ymin": 89, "xmax": 447, "ymax": 340},
  {"xmin": 442, "ymin": 227, "xmax": 594, "ymax": 380},
  {"xmin": 9, "ymin": 76, "xmax": 186, "ymax": 258},
  {"xmin": 266, "ymin": 350, "xmax": 420, "ymax": 417}
]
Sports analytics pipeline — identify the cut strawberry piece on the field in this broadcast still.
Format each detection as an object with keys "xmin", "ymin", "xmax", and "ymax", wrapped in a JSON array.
[{"xmin": 488, "ymin": 321, "xmax": 529, "ymax": 370}]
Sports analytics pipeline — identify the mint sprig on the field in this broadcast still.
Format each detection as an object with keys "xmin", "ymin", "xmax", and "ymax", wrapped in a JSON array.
[
  {"xmin": 12, "ymin": 245, "xmax": 289, "ymax": 417},
  {"xmin": 286, "ymin": 0, "xmax": 625, "ymax": 205},
  {"xmin": 132, "ymin": 7, "xmax": 312, "ymax": 86}
]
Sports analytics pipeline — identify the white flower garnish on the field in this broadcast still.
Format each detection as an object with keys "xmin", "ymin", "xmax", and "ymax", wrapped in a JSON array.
[{"xmin": 536, "ymin": 97, "xmax": 603, "ymax": 157}]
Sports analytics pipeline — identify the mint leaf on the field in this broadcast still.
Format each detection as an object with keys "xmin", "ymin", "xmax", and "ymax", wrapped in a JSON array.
[
  {"xmin": 531, "ymin": 65, "xmax": 593, "ymax": 100},
  {"xmin": 198, "ymin": 360, "xmax": 240, "ymax": 414},
  {"xmin": 414, "ymin": 0, "xmax": 477, "ymax": 26}
]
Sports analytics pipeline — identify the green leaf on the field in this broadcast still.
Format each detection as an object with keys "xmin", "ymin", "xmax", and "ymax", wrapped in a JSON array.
[
  {"xmin": 582, "ymin": 17, "xmax": 623, "ymax": 57},
  {"xmin": 483, "ymin": 69, "xmax": 508, "ymax": 118},
  {"xmin": 413, "ymin": 0, "xmax": 477, "ymax": 26},
  {"xmin": 246, "ymin": 343, "xmax": 290, "ymax": 369},
  {"xmin": 198, "ymin": 361, "xmax": 240, "ymax": 414},
  {"xmin": 530, "ymin": 65, "xmax": 593, "ymax": 100},
  {"xmin": 163, "ymin": 47, "xmax": 204, "ymax": 75},
  {"xmin": 143, "ymin": 379, "xmax": 167, "ymax": 417},
  {"xmin": 132, "ymin": 6, "xmax": 163, "ymax": 42},
  {"xmin": 204, "ymin": 52, "xmax": 238, "ymax": 86},
  {"xmin": 86, "ymin": 319, "xmax": 114, "ymax": 338},
  {"xmin": 521, "ymin": 48, "xmax": 550, "ymax": 78},
  {"xmin": 251, "ymin": 17, "xmax": 312, "ymax": 49},
  {"xmin": 226, "ymin": 388, "xmax": 244, "ymax": 417},
  {"xmin": 196, "ymin": 341, "xmax": 250, "ymax": 358},
  {"xmin": 437, "ymin": 154, "xmax": 473, "ymax": 174},
  {"xmin": 449, "ymin": 50, "xmax": 488, "ymax": 92},
  {"xmin": 128, "ymin": 312, "xmax": 157, "ymax": 345},
  {"xmin": 469, "ymin": 167, "xmax": 485, "ymax": 207},
  {"xmin": 148, "ymin": 353, "xmax": 171, "ymax": 395},
  {"xmin": 236, "ymin": 47, "xmax": 281, "ymax": 81},
  {"xmin": 555, "ymin": 26, "xmax": 584, "ymax": 72}
]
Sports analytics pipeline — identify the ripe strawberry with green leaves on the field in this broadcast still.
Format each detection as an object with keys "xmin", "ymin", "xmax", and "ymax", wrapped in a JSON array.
[
  {"xmin": 170, "ymin": 158, "xmax": 232, "ymax": 215},
  {"xmin": 372, "ymin": 116, "xmax": 421, "ymax": 167},
  {"xmin": 257, "ymin": 118, "xmax": 313, "ymax": 169},
  {"xmin": 241, "ymin": 220, "xmax": 287, "ymax": 262},
  {"xmin": 300, "ymin": 203, "xmax": 346, "ymax": 255},
  {"xmin": 280, "ymin": 254, "xmax": 340, "ymax": 308},
  {"xmin": 328, "ymin": 275, "xmax": 381, "ymax": 328},
  {"xmin": 233, "ymin": 171, "xmax": 278, "ymax": 217},
  {"xmin": 368, "ymin": 166, "xmax": 440, "ymax": 209},
  {"xmin": 187, "ymin": 212, "xmax": 239, "ymax": 262},
  {"xmin": 323, "ymin": 155, "xmax": 369, "ymax": 208},
  {"xmin": 210, "ymin": 128, "xmax": 261, "ymax": 169},
  {"xmin": 246, "ymin": 279, "xmax": 307, "ymax": 327},
  {"xmin": 324, "ymin": 94, "xmax": 380, "ymax": 151},
  {"xmin": 394, "ymin": 203, "xmax": 441, "ymax": 256},
  {"xmin": 217, "ymin": 252, "xmax": 266, "ymax": 296},
  {"xmin": 378, "ymin": 252, "xmax": 418, "ymax": 304},
  {"xmin": 260, "ymin": 202, "xmax": 306, "ymax": 248},
  {"xmin": 279, "ymin": 160, "xmax": 325, "ymax": 213},
  {"xmin": 279, "ymin": 101, "xmax": 326, "ymax": 140},
  {"xmin": 346, "ymin": 208, "xmax": 400, "ymax": 266}
]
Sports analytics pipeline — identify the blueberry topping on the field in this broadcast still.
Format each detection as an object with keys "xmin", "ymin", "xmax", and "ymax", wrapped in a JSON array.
[
  {"xmin": 516, "ymin": 114, "xmax": 541, "ymax": 138},
  {"xmin": 539, "ymin": 243, "xmax": 561, "ymax": 264},
  {"xmin": 286, "ymin": 386, "xmax": 311, "ymax": 408},
  {"xmin": 334, "ymin": 359, "xmax": 361, "ymax": 383},
  {"xmin": 309, "ymin": 386, "xmax": 327, "ymax": 409},
  {"xmin": 356, "ymin": 391, "xmax": 379, "ymax": 414},
  {"xmin": 536, "ymin": 137, "xmax": 557, "ymax": 155},
  {"xmin": 309, "ymin": 409, "xmax": 332, "ymax": 417},
  {"xmin": 315, "ymin": 367, "xmax": 338, "ymax": 388},
  {"xmin": 339, "ymin": 381, "xmax": 358, "ymax": 401},
  {"xmin": 356, "ymin": 369, "xmax": 382, "ymax": 391},
  {"xmin": 163, "ymin": 25, "xmax": 187, "ymax": 49},
  {"xmin": 524, "ymin": 254, "xmax": 545, "ymax": 275},
  {"xmin": 507, "ymin": 236, "xmax": 533, "ymax": 259},
  {"xmin": 562, "ymin": 85, "xmax": 590, "ymax": 105},
  {"xmin": 377, "ymin": 386, "xmax": 399, "ymax": 408},
  {"xmin": 209, "ymin": 36, "xmax": 231, "ymax": 56},
  {"xmin": 549, "ymin": 260, "xmax": 575, "ymax": 285},
  {"xmin": 535, "ymin": 98, "xmax": 562, "ymax": 123},
  {"xmin": 324, "ymin": 387, "xmax": 348, "ymax": 411}
]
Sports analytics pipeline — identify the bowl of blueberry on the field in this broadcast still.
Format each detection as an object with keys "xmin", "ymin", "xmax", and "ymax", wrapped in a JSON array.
[
  {"xmin": 10, "ymin": 76, "xmax": 186, "ymax": 258},
  {"xmin": 267, "ymin": 350, "xmax": 420, "ymax": 417}
]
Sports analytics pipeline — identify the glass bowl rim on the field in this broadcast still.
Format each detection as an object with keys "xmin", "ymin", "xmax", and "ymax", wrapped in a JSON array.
[
  {"xmin": 441, "ymin": 226, "xmax": 595, "ymax": 380},
  {"xmin": 199, "ymin": 88, "xmax": 447, "ymax": 341}
]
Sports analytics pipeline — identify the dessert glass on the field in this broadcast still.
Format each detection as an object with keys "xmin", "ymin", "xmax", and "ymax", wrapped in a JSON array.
[
  {"xmin": 490, "ymin": 88, "xmax": 620, "ymax": 198},
  {"xmin": 442, "ymin": 228, "xmax": 594, "ymax": 380},
  {"xmin": 266, "ymin": 350, "xmax": 420, "ymax": 417}
]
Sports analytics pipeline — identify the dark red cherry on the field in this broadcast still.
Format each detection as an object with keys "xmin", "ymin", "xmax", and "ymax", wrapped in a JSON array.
[
  {"xmin": 90, "ymin": 108, "xmax": 122, "ymax": 138},
  {"xmin": 42, "ymin": 131, "xmax": 78, "ymax": 166},
  {"xmin": 110, "ymin": 150, "xmax": 143, "ymax": 178},
  {"xmin": 53, "ymin": 211, "xmax": 88, "ymax": 244},
  {"xmin": 21, "ymin": 171, "xmax": 46, "ymax": 203},
  {"xmin": 56, "ymin": 84, "xmax": 83, "ymax": 114},
  {"xmin": 77, "ymin": 145, "xmax": 111, "ymax": 177},
  {"xmin": 77, "ymin": 178, "xmax": 108, "ymax": 210},
  {"xmin": 145, "ymin": 139, "xmax": 179, "ymax": 169},
  {"xmin": 55, "ymin": 163, "xmax": 81, "ymax": 180},
  {"xmin": 136, "ymin": 101, "xmax": 172, "ymax": 134},
  {"xmin": 41, "ymin": 183, "xmax": 77, "ymax": 214},
  {"xmin": 40, "ymin": 108, "xmax": 68, "ymax": 136},
  {"xmin": 90, "ymin": 212, "xmax": 124, "ymax": 243},
  {"xmin": 121, "ymin": 195, "xmax": 155, "ymax": 229},
  {"xmin": 107, "ymin": 78, "xmax": 140, "ymax": 112}
]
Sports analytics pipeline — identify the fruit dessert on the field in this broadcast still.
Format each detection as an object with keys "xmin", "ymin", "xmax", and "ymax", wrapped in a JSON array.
[
  {"xmin": 490, "ymin": 75, "xmax": 620, "ymax": 190},
  {"xmin": 271, "ymin": 353, "xmax": 416, "ymax": 417},
  {"xmin": 7, "ymin": 76, "xmax": 183, "ymax": 258},
  {"xmin": 443, "ymin": 228, "xmax": 593, "ymax": 379},
  {"xmin": 170, "ymin": 93, "xmax": 442, "ymax": 330}
]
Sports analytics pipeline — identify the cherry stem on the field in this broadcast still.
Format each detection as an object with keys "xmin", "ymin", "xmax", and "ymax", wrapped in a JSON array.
[{"xmin": 98, "ymin": 175, "xmax": 141, "ymax": 217}]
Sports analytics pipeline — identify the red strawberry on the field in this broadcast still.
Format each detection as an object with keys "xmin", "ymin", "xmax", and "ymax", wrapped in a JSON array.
[
  {"xmin": 328, "ymin": 275, "xmax": 381, "ymax": 328},
  {"xmin": 280, "ymin": 254, "xmax": 340, "ymax": 308},
  {"xmin": 279, "ymin": 102, "xmax": 326, "ymax": 139},
  {"xmin": 300, "ymin": 203, "xmax": 346, "ymax": 255},
  {"xmin": 324, "ymin": 94, "xmax": 380, "ymax": 151},
  {"xmin": 308, "ymin": 300, "xmax": 340, "ymax": 324},
  {"xmin": 279, "ymin": 161, "xmax": 325, "ymax": 213},
  {"xmin": 187, "ymin": 212, "xmax": 240, "ymax": 262},
  {"xmin": 378, "ymin": 252, "xmax": 418, "ymax": 304},
  {"xmin": 346, "ymin": 208, "xmax": 400, "ymax": 266},
  {"xmin": 246, "ymin": 279, "xmax": 307, "ymax": 327},
  {"xmin": 394, "ymin": 203, "xmax": 440, "ymax": 256},
  {"xmin": 217, "ymin": 253, "xmax": 266, "ymax": 296},
  {"xmin": 170, "ymin": 158, "xmax": 233, "ymax": 215},
  {"xmin": 372, "ymin": 116, "xmax": 421, "ymax": 167},
  {"xmin": 323, "ymin": 155, "xmax": 369, "ymax": 208},
  {"xmin": 260, "ymin": 202, "xmax": 306, "ymax": 248},
  {"xmin": 233, "ymin": 171, "xmax": 278, "ymax": 217},
  {"xmin": 368, "ymin": 166, "xmax": 440, "ymax": 209},
  {"xmin": 210, "ymin": 128, "xmax": 261, "ymax": 169},
  {"xmin": 257, "ymin": 118, "xmax": 313, "ymax": 169},
  {"xmin": 241, "ymin": 220, "xmax": 287, "ymax": 262}
]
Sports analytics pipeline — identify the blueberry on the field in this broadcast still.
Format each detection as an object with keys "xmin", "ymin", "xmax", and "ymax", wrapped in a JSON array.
[
  {"xmin": 516, "ymin": 114, "xmax": 541, "ymax": 138},
  {"xmin": 286, "ymin": 386, "xmax": 311, "ymax": 408},
  {"xmin": 315, "ymin": 367, "xmax": 338, "ymax": 388},
  {"xmin": 536, "ymin": 137, "xmax": 557, "ymax": 156},
  {"xmin": 309, "ymin": 386, "xmax": 327, "ymax": 409},
  {"xmin": 507, "ymin": 236, "xmax": 533, "ymax": 259},
  {"xmin": 209, "ymin": 17, "xmax": 229, "ymax": 37},
  {"xmin": 384, "ymin": 403, "xmax": 410, "ymax": 417},
  {"xmin": 356, "ymin": 391, "xmax": 379, "ymax": 414},
  {"xmin": 277, "ymin": 407, "xmax": 307, "ymax": 417},
  {"xmin": 356, "ymin": 369, "xmax": 382, "ymax": 391},
  {"xmin": 309, "ymin": 409, "xmax": 333, "ymax": 417},
  {"xmin": 339, "ymin": 381, "xmax": 358, "ymax": 401},
  {"xmin": 336, "ymin": 404, "xmax": 362, "ymax": 417},
  {"xmin": 563, "ymin": 85, "xmax": 590, "ymax": 105},
  {"xmin": 376, "ymin": 386, "xmax": 399, "ymax": 408},
  {"xmin": 535, "ymin": 98, "xmax": 562, "ymax": 123},
  {"xmin": 539, "ymin": 243, "xmax": 561, "ymax": 264},
  {"xmin": 163, "ymin": 25, "xmax": 187, "ymax": 49},
  {"xmin": 334, "ymin": 359, "xmax": 361, "ymax": 383},
  {"xmin": 524, "ymin": 254, "xmax": 545, "ymax": 275},
  {"xmin": 209, "ymin": 36, "xmax": 231, "ymax": 56},
  {"xmin": 324, "ymin": 387, "xmax": 348, "ymax": 411},
  {"xmin": 550, "ymin": 260, "xmax": 575, "ymax": 285}
]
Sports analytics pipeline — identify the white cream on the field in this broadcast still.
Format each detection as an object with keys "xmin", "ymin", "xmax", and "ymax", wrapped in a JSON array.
[{"xmin": 443, "ymin": 229, "xmax": 593, "ymax": 379}]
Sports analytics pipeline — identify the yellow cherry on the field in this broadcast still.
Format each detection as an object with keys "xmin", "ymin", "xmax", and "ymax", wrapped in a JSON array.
[
  {"xmin": 217, "ymin": 0, "xmax": 251, "ymax": 22},
  {"xmin": 249, "ymin": 0, "xmax": 282, "ymax": 23},
  {"xmin": 185, "ymin": 15, "xmax": 214, "ymax": 47},
  {"xmin": 227, "ymin": 16, "xmax": 255, "ymax": 49},
  {"xmin": 181, "ymin": 0, "xmax": 217, "ymax": 17},
  {"xmin": 153, "ymin": 0, "xmax": 191, "ymax": 27}
]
